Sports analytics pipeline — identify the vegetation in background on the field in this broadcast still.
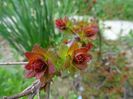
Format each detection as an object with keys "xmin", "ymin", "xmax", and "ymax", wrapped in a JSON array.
[
  {"xmin": 93, "ymin": 0, "xmax": 133, "ymax": 20},
  {"xmin": 0, "ymin": 0, "xmax": 133, "ymax": 54},
  {"xmin": 0, "ymin": 0, "xmax": 95, "ymax": 54},
  {"xmin": 0, "ymin": 67, "xmax": 34, "ymax": 97},
  {"xmin": 0, "ymin": 0, "xmax": 56, "ymax": 53}
]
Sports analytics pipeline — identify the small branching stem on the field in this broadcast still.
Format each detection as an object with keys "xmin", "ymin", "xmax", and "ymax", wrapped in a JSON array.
[
  {"xmin": 0, "ymin": 62, "xmax": 28, "ymax": 66},
  {"xmin": 46, "ymin": 82, "xmax": 51, "ymax": 99},
  {"xmin": 3, "ymin": 80, "xmax": 41, "ymax": 99}
]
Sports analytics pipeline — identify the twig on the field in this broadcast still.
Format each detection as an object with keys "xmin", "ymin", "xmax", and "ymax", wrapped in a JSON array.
[
  {"xmin": 37, "ymin": 89, "xmax": 40, "ymax": 99},
  {"xmin": 124, "ymin": 88, "xmax": 127, "ymax": 99},
  {"xmin": 46, "ymin": 82, "xmax": 51, "ymax": 99},
  {"xmin": 0, "ymin": 62, "xmax": 28, "ymax": 65},
  {"xmin": 114, "ymin": 66, "xmax": 121, "ymax": 74},
  {"xmin": 96, "ymin": 79, "xmax": 106, "ymax": 89},
  {"xmin": 92, "ymin": 3, "xmax": 103, "ymax": 61},
  {"xmin": 3, "ymin": 80, "xmax": 41, "ymax": 99}
]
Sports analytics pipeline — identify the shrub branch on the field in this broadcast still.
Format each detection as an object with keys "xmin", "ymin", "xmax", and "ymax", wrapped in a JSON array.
[{"xmin": 3, "ymin": 80, "xmax": 41, "ymax": 99}]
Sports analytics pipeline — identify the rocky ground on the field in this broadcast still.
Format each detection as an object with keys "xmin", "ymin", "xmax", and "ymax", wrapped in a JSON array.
[{"xmin": 0, "ymin": 36, "xmax": 24, "ymax": 63}]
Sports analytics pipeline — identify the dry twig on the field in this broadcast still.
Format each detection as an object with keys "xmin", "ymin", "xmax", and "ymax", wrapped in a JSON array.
[
  {"xmin": 0, "ymin": 62, "xmax": 28, "ymax": 66},
  {"xmin": 3, "ymin": 80, "xmax": 41, "ymax": 99},
  {"xmin": 45, "ymin": 82, "xmax": 51, "ymax": 99}
]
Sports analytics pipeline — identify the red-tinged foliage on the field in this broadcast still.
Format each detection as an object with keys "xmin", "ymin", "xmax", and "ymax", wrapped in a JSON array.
[
  {"xmin": 83, "ymin": 24, "xmax": 99, "ymax": 39},
  {"xmin": 24, "ymin": 45, "xmax": 55, "ymax": 80},
  {"xmin": 72, "ymin": 47, "xmax": 92, "ymax": 70},
  {"xmin": 67, "ymin": 42, "xmax": 92, "ymax": 70},
  {"xmin": 83, "ymin": 43, "xmax": 93, "ymax": 50},
  {"xmin": 55, "ymin": 17, "xmax": 68, "ymax": 30}
]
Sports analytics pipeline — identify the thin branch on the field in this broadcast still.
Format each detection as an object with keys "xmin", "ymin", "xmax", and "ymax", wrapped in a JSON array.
[
  {"xmin": 92, "ymin": 3, "xmax": 103, "ymax": 61},
  {"xmin": 37, "ymin": 89, "xmax": 40, "ymax": 99},
  {"xmin": 124, "ymin": 88, "xmax": 127, "ymax": 99},
  {"xmin": 96, "ymin": 79, "xmax": 106, "ymax": 89},
  {"xmin": 0, "ymin": 62, "xmax": 28, "ymax": 65},
  {"xmin": 3, "ymin": 80, "xmax": 41, "ymax": 99},
  {"xmin": 46, "ymin": 82, "xmax": 51, "ymax": 99}
]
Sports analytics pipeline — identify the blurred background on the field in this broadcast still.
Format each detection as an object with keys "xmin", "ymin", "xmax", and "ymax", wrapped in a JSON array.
[{"xmin": 0, "ymin": 0, "xmax": 133, "ymax": 99}]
